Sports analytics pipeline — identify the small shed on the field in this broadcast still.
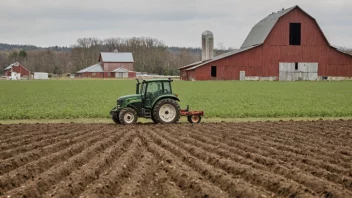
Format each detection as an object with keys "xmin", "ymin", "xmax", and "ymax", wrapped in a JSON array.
[{"xmin": 33, "ymin": 72, "xmax": 49, "ymax": 80}]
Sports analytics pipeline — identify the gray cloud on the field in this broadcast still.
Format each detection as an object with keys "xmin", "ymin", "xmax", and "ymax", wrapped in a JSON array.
[{"xmin": 0, "ymin": 0, "xmax": 351, "ymax": 48}]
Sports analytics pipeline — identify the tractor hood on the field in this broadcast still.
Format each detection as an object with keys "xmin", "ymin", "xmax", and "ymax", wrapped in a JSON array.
[
  {"xmin": 118, "ymin": 94, "xmax": 140, "ymax": 101},
  {"xmin": 117, "ymin": 94, "xmax": 142, "ymax": 107}
]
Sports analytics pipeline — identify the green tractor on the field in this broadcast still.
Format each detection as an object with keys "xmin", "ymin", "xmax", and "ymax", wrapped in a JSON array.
[{"xmin": 110, "ymin": 78, "xmax": 203, "ymax": 125}]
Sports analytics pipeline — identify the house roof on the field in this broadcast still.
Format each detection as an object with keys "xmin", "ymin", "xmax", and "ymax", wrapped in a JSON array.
[
  {"xmin": 186, "ymin": 45, "xmax": 258, "ymax": 71},
  {"xmin": 112, "ymin": 68, "xmax": 130, "ymax": 72},
  {"xmin": 100, "ymin": 52, "xmax": 134, "ymax": 63},
  {"xmin": 76, "ymin": 63, "xmax": 103, "ymax": 73},
  {"xmin": 4, "ymin": 62, "xmax": 28, "ymax": 71}
]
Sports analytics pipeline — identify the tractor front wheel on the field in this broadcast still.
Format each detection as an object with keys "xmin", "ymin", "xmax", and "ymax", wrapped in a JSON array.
[
  {"xmin": 153, "ymin": 99, "xmax": 180, "ymax": 124},
  {"xmin": 111, "ymin": 110, "xmax": 121, "ymax": 124},
  {"xmin": 119, "ymin": 107, "xmax": 138, "ymax": 125}
]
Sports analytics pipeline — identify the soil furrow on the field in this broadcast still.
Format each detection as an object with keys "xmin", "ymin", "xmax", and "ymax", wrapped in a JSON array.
[
  {"xmin": 0, "ymin": 126, "xmax": 84, "ymax": 151},
  {"xmin": 0, "ymin": 128, "xmax": 93, "ymax": 160},
  {"xmin": 1, "ymin": 120, "xmax": 351, "ymax": 198},
  {"xmin": 0, "ymin": 127, "xmax": 107, "ymax": 176},
  {"xmin": 0, "ymin": 131, "xmax": 107, "ymax": 193},
  {"xmin": 140, "ymin": 130, "xmax": 231, "ymax": 198},
  {"xmin": 79, "ymin": 137, "xmax": 142, "ymax": 198},
  {"xmin": 0, "ymin": 124, "xmax": 99, "ymax": 145},
  {"xmin": 196, "ymin": 124, "xmax": 352, "ymax": 173},
  {"xmin": 3, "ymin": 128, "xmax": 125, "ymax": 197},
  {"xmin": 150, "ymin": 126, "xmax": 321, "ymax": 197},
  {"xmin": 242, "ymin": 125, "xmax": 352, "ymax": 161},
  {"xmin": 44, "ymin": 130, "xmax": 135, "ymax": 198},
  {"xmin": 164, "ymin": 126, "xmax": 352, "ymax": 194},
  {"xmin": 117, "ymin": 151, "xmax": 155, "ymax": 197}
]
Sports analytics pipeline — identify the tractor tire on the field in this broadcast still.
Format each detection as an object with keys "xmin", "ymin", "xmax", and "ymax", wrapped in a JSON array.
[
  {"xmin": 151, "ymin": 114, "xmax": 158, "ymax": 124},
  {"xmin": 111, "ymin": 110, "xmax": 121, "ymax": 124},
  {"xmin": 119, "ymin": 107, "xmax": 138, "ymax": 125},
  {"xmin": 187, "ymin": 115, "xmax": 202, "ymax": 124},
  {"xmin": 152, "ymin": 99, "xmax": 180, "ymax": 124}
]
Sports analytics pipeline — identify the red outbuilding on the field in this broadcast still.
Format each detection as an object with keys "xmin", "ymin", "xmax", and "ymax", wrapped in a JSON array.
[
  {"xmin": 4, "ymin": 62, "xmax": 30, "ymax": 79},
  {"xmin": 76, "ymin": 52, "xmax": 135, "ymax": 78},
  {"xmin": 180, "ymin": 5, "xmax": 352, "ymax": 81}
]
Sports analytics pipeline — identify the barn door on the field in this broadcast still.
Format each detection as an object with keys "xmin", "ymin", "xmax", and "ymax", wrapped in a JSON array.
[
  {"xmin": 279, "ymin": 62, "xmax": 318, "ymax": 81},
  {"xmin": 279, "ymin": 63, "xmax": 295, "ymax": 81},
  {"xmin": 115, "ymin": 72, "xmax": 124, "ymax": 78},
  {"xmin": 298, "ymin": 63, "xmax": 318, "ymax": 80},
  {"xmin": 239, "ymin": 71, "xmax": 245, "ymax": 81}
]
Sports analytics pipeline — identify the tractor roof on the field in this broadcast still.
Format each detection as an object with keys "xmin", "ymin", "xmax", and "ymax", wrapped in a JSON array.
[{"xmin": 141, "ymin": 79, "xmax": 173, "ymax": 83}]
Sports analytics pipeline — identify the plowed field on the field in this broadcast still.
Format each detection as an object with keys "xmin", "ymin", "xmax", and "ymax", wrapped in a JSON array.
[{"xmin": 1, "ymin": 120, "xmax": 352, "ymax": 198}]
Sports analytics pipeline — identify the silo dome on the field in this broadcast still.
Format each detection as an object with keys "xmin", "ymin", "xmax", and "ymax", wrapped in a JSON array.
[
  {"xmin": 202, "ymin": 30, "xmax": 214, "ymax": 61},
  {"xmin": 202, "ymin": 30, "xmax": 214, "ymax": 37}
]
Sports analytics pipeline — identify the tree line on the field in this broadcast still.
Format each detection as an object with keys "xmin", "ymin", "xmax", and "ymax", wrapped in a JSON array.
[
  {"xmin": 0, "ymin": 37, "xmax": 231, "ymax": 76},
  {"xmin": 2, "ymin": 38, "xmax": 350, "ymax": 76}
]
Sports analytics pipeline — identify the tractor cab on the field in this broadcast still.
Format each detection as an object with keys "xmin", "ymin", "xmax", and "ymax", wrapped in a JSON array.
[
  {"xmin": 137, "ymin": 79, "xmax": 174, "ymax": 108},
  {"xmin": 110, "ymin": 78, "xmax": 203, "ymax": 125}
]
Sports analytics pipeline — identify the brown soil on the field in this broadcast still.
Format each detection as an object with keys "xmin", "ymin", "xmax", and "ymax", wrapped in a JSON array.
[{"xmin": 0, "ymin": 120, "xmax": 351, "ymax": 198}]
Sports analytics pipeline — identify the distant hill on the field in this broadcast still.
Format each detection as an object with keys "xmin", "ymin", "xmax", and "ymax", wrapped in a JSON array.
[{"xmin": 0, "ymin": 43, "xmax": 72, "ymax": 52}]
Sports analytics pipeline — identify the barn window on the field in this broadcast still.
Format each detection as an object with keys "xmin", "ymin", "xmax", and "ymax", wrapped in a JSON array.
[
  {"xmin": 295, "ymin": 63, "xmax": 298, "ymax": 70},
  {"xmin": 211, "ymin": 66, "xmax": 217, "ymax": 77},
  {"xmin": 108, "ymin": 73, "xmax": 111, "ymax": 77},
  {"xmin": 92, "ymin": 73, "xmax": 96, "ymax": 76},
  {"xmin": 289, "ymin": 23, "xmax": 301, "ymax": 45}
]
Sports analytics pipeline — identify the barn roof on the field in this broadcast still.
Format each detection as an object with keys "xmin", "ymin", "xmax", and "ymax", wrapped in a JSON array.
[
  {"xmin": 179, "ymin": 60, "xmax": 204, "ymax": 69},
  {"xmin": 240, "ymin": 6, "xmax": 296, "ymax": 48},
  {"xmin": 76, "ymin": 63, "xmax": 103, "ymax": 73},
  {"xmin": 241, "ymin": 5, "xmax": 330, "ymax": 48},
  {"xmin": 4, "ymin": 62, "xmax": 30, "ymax": 72},
  {"xmin": 186, "ymin": 45, "xmax": 258, "ymax": 71},
  {"xmin": 100, "ymin": 52, "xmax": 134, "ymax": 63}
]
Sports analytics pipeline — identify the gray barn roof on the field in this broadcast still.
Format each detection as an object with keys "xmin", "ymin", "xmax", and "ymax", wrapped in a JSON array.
[
  {"xmin": 241, "ymin": 6, "xmax": 296, "ymax": 49},
  {"xmin": 186, "ymin": 45, "xmax": 257, "ymax": 71},
  {"xmin": 100, "ymin": 52, "xmax": 134, "ymax": 63},
  {"xmin": 5, "ymin": 62, "xmax": 20, "ymax": 70},
  {"xmin": 76, "ymin": 63, "xmax": 103, "ymax": 73}
]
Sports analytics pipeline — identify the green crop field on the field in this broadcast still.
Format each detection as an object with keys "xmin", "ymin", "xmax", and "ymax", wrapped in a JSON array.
[{"xmin": 1, "ymin": 79, "xmax": 352, "ymax": 120}]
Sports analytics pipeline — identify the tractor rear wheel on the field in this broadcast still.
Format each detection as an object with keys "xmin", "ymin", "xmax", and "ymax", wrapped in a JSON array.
[
  {"xmin": 119, "ymin": 107, "xmax": 138, "ymax": 125},
  {"xmin": 111, "ymin": 110, "xmax": 121, "ymax": 124},
  {"xmin": 153, "ymin": 99, "xmax": 180, "ymax": 124}
]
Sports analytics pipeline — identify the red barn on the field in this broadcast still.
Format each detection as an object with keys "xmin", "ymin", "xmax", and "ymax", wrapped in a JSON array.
[
  {"xmin": 180, "ymin": 5, "xmax": 352, "ymax": 81},
  {"xmin": 76, "ymin": 52, "xmax": 136, "ymax": 78},
  {"xmin": 4, "ymin": 62, "xmax": 30, "ymax": 78}
]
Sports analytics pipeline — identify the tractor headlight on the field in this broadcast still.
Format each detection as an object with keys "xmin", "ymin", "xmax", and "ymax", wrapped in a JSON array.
[{"xmin": 117, "ymin": 99, "xmax": 123, "ymax": 108}]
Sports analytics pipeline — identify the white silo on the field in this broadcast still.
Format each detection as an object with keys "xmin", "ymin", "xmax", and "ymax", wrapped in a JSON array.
[{"xmin": 202, "ymin": 30, "xmax": 214, "ymax": 61}]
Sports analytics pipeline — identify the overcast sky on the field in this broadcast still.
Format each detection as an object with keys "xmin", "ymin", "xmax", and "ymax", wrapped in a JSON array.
[{"xmin": 0, "ymin": 0, "xmax": 351, "ymax": 48}]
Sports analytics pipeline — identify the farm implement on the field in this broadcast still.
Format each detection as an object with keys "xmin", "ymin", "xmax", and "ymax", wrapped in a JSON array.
[{"xmin": 110, "ymin": 78, "xmax": 204, "ymax": 125}]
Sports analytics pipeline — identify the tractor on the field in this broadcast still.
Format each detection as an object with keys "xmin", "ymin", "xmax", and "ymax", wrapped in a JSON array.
[{"xmin": 109, "ymin": 78, "xmax": 203, "ymax": 125}]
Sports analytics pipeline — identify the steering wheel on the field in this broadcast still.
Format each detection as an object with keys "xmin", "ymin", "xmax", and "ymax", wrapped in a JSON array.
[{"xmin": 146, "ymin": 92, "xmax": 153, "ymax": 98}]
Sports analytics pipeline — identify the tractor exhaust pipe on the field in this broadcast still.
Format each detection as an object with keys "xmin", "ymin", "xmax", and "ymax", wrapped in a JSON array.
[{"xmin": 136, "ymin": 79, "xmax": 140, "ymax": 94}]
